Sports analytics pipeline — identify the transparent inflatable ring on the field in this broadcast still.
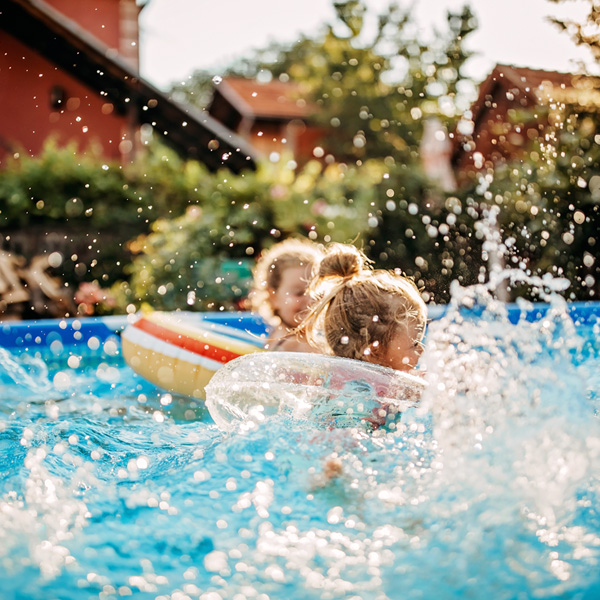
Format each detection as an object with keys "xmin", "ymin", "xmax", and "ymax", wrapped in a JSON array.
[{"xmin": 206, "ymin": 351, "xmax": 426, "ymax": 431}]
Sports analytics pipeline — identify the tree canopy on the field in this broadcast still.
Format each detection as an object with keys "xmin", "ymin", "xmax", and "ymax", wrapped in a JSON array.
[{"xmin": 547, "ymin": 0, "xmax": 600, "ymax": 67}]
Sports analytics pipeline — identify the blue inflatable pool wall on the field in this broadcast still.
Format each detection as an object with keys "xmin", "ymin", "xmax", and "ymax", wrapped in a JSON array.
[
  {"xmin": 0, "ymin": 311, "xmax": 270, "ymax": 352},
  {"xmin": 0, "ymin": 303, "xmax": 598, "ymax": 352}
]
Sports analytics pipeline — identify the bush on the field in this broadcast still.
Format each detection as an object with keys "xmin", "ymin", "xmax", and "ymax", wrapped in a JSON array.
[
  {"xmin": 115, "ymin": 157, "xmax": 487, "ymax": 310},
  {"xmin": 0, "ymin": 140, "xmax": 227, "ymax": 296},
  {"xmin": 485, "ymin": 110, "xmax": 600, "ymax": 300}
]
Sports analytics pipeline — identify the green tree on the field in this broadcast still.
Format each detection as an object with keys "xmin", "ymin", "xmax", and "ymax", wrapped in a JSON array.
[
  {"xmin": 547, "ymin": 0, "xmax": 600, "ymax": 64},
  {"xmin": 118, "ymin": 1, "xmax": 485, "ymax": 309},
  {"xmin": 161, "ymin": 1, "xmax": 485, "ymax": 305}
]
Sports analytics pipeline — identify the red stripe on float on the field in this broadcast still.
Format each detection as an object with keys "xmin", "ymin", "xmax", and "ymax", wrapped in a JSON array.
[{"xmin": 133, "ymin": 317, "xmax": 241, "ymax": 364}]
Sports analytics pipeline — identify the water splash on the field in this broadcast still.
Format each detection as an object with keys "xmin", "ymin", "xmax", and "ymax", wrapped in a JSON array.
[
  {"xmin": 0, "ymin": 443, "xmax": 90, "ymax": 582},
  {"xmin": 0, "ymin": 346, "xmax": 51, "ymax": 398},
  {"xmin": 407, "ymin": 275, "xmax": 600, "ymax": 598},
  {"xmin": 0, "ymin": 286, "xmax": 598, "ymax": 598}
]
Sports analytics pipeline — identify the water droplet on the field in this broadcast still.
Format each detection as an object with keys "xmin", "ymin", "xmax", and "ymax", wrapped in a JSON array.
[
  {"xmin": 562, "ymin": 232, "xmax": 575, "ymax": 245},
  {"xmin": 48, "ymin": 251, "xmax": 63, "ymax": 268},
  {"xmin": 353, "ymin": 134, "xmax": 366, "ymax": 148},
  {"xmin": 67, "ymin": 355, "xmax": 80, "ymax": 369}
]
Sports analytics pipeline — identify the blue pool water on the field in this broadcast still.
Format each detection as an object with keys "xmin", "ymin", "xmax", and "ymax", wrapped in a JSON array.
[{"xmin": 0, "ymin": 296, "xmax": 599, "ymax": 600}]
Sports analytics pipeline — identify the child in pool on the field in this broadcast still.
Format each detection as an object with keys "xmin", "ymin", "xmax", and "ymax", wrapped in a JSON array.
[
  {"xmin": 301, "ymin": 243, "xmax": 427, "ymax": 373},
  {"xmin": 298, "ymin": 243, "xmax": 428, "ymax": 484},
  {"xmin": 249, "ymin": 238, "xmax": 324, "ymax": 352}
]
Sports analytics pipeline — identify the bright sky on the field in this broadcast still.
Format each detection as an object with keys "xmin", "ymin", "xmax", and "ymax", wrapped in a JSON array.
[{"xmin": 139, "ymin": 0, "xmax": 595, "ymax": 91}]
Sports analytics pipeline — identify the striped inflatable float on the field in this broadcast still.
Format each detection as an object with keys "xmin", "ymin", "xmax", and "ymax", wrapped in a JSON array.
[{"xmin": 121, "ymin": 311, "xmax": 265, "ymax": 399}]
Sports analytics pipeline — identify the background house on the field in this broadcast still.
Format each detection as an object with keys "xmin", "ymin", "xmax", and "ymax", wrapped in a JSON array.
[
  {"xmin": 452, "ymin": 64, "xmax": 600, "ymax": 182},
  {"xmin": 0, "ymin": 0, "xmax": 255, "ymax": 171},
  {"xmin": 207, "ymin": 77, "xmax": 324, "ymax": 164}
]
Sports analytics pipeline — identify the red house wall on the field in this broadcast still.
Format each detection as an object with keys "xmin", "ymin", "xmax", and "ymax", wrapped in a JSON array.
[
  {"xmin": 246, "ymin": 120, "xmax": 326, "ymax": 164},
  {"xmin": 0, "ymin": 32, "xmax": 128, "ymax": 162},
  {"xmin": 44, "ymin": 0, "xmax": 122, "ymax": 50}
]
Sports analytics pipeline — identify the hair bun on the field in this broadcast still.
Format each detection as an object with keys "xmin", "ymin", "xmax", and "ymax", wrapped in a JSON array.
[{"xmin": 318, "ymin": 244, "xmax": 365, "ymax": 280}]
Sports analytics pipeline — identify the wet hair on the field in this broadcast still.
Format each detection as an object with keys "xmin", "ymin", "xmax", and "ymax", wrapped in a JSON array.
[
  {"xmin": 249, "ymin": 238, "xmax": 324, "ymax": 325},
  {"xmin": 301, "ymin": 243, "xmax": 427, "ymax": 361}
]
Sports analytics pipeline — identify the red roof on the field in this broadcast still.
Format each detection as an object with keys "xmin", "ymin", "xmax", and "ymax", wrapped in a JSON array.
[
  {"xmin": 217, "ymin": 77, "xmax": 314, "ymax": 120},
  {"xmin": 471, "ymin": 64, "xmax": 600, "ymax": 125},
  {"xmin": 493, "ymin": 64, "xmax": 577, "ymax": 89}
]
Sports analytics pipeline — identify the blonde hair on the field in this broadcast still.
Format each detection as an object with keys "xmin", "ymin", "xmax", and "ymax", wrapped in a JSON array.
[
  {"xmin": 249, "ymin": 238, "xmax": 323, "ymax": 325},
  {"xmin": 301, "ymin": 243, "xmax": 427, "ymax": 361}
]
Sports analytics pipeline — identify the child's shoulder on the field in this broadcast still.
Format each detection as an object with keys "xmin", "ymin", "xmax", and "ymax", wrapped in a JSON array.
[{"xmin": 267, "ymin": 335, "xmax": 312, "ymax": 353}]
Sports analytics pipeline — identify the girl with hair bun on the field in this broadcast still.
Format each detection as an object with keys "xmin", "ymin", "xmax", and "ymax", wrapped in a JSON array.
[
  {"xmin": 298, "ymin": 243, "xmax": 427, "ymax": 485},
  {"xmin": 301, "ymin": 243, "xmax": 427, "ymax": 373},
  {"xmin": 249, "ymin": 238, "xmax": 324, "ymax": 352}
]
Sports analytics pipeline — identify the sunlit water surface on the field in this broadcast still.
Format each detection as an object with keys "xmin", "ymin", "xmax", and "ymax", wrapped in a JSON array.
[{"xmin": 1, "ymin": 291, "xmax": 599, "ymax": 600}]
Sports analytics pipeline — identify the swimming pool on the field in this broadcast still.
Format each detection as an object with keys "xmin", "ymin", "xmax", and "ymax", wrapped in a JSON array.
[{"xmin": 0, "ymin": 297, "xmax": 599, "ymax": 599}]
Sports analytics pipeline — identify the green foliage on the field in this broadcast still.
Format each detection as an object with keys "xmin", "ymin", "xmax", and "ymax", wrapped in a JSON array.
[
  {"xmin": 117, "ymin": 159, "xmax": 380, "ymax": 310},
  {"xmin": 547, "ymin": 0, "xmax": 600, "ymax": 63},
  {"xmin": 0, "ymin": 139, "xmax": 143, "ymax": 229},
  {"xmin": 0, "ymin": 140, "xmax": 225, "ymax": 290},
  {"xmin": 0, "ymin": 139, "xmax": 213, "ymax": 229},
  {"xmin": 3, "ymin": 121, "xmax": 596, "ymax": 314},
  {"xmin": 364, "ymin": 171, "xmax": 484, "ymax": 302}
]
